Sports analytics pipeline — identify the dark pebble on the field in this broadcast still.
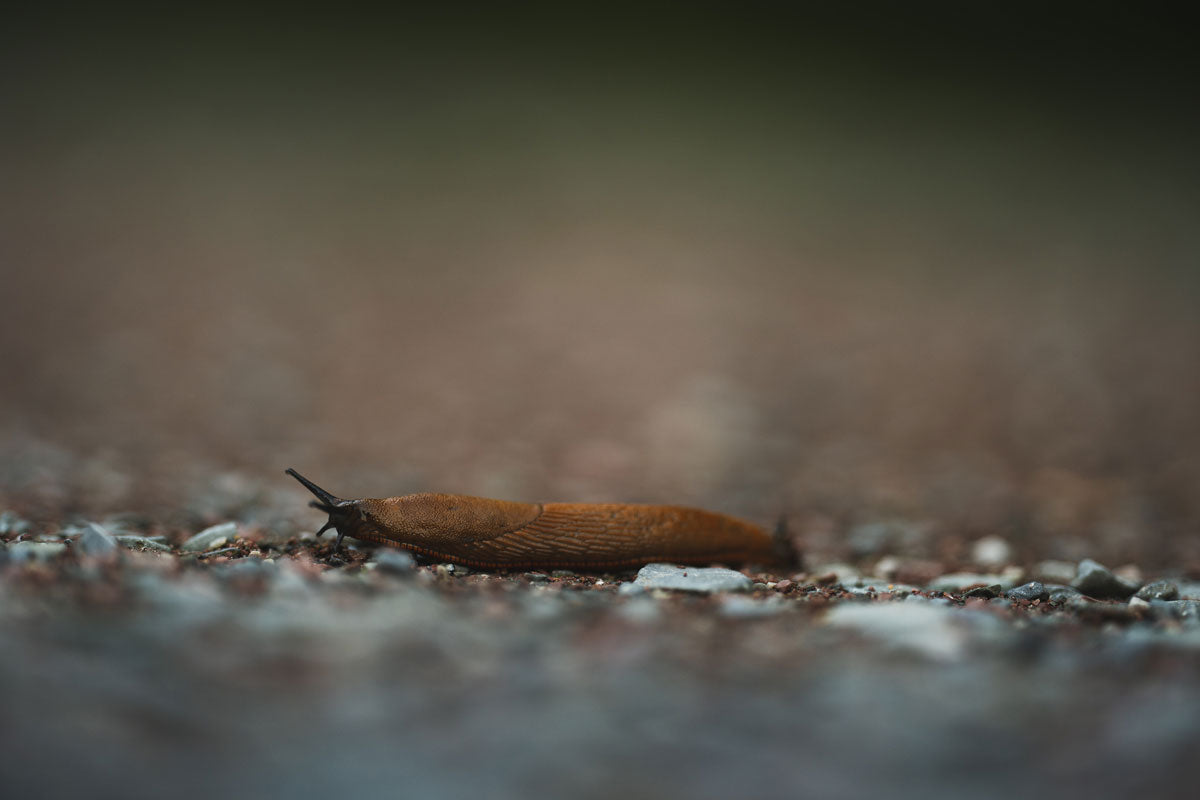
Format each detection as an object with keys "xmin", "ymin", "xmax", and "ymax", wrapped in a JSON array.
[
  {"xmin": 963, "ymin": 584, "xmax": 1002, "ymax": 599},
  {"xmin": 1072, "ymin": 559, "xmax": 1139, "ymax": 599},
  {"xmin": 1007, "ymin": 581, "xmax": 1049, "ymax": 602},
  {"xmin": 1135, "ymin": 579, "xmax": 1179, "ymax": 602}
]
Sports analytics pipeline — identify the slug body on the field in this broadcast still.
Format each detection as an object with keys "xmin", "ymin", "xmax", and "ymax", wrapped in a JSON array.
[{"xmin": 286, "ymin": 469, "xmax": 779, "ymax": 570}]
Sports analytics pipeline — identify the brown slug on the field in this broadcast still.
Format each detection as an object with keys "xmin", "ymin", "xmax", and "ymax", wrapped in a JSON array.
[{"xmin": 286, "ymin": 468, "xmax": 791, "ymax": 570}]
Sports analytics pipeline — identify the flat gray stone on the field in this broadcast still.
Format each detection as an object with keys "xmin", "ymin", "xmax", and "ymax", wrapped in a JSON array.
[
  {"xmin": 1007, "ymin": 581, "xmax": 1050, "ymax": 602},
  {"xmin": 1136, "ymin": 579, "xmax": 1179, "ymax": 601},
  {"xmin": 632, "ymin": 563, "xmax": 751, "ymax": 593},
  {"xmin": 1072, "ymin": 559, "xmax": 1139, "ymax": 599},
  {"xmin": 77, "ymin": 522, "xmax": 118, "ymax": 559},
  {"xmin": 373, "ymin": 549, "xmax": 416, "ymax": 574},
  {"xmin": 1046, "ymin": 584, "xmax": 1082, "ymax": 603},
  {"xmin": 116, "ymin": 535, "xmax": 172, "ymax": 552},
  {"xmin": 180, "ymin": 522, "xmax": 238, "ymax": 553},
  {"xmin": 7, "ymin": 541, "xmax": 67, "ymax": 563}
]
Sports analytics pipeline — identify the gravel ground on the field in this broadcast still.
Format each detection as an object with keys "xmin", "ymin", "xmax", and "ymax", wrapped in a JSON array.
[
  {"xmin": 3, "ymin": 508, "xmax": 1199, "ymax": 800},
  {"xmin": 4, "ymin": 9, "xmax": 1199, "ymax": 799}
]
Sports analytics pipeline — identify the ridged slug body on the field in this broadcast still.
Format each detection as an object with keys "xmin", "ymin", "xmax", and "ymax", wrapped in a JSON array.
[{"xmin": 286, "ymin": 468, "xmax": 786, "ymax": 570}]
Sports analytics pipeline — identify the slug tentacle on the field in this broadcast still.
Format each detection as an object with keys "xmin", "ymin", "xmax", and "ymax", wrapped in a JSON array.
[{"xmin": 286, "ymin": 468, "xmax": 360, "ymax": 551}]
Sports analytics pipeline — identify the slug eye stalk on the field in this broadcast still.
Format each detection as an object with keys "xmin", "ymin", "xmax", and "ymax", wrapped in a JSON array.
[{"xmin": 285, "ymin": 467, "xmax": 355, "ymax": 551}]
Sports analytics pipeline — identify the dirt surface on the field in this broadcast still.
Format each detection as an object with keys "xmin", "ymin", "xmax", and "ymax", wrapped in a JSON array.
[
  {"xmin": 3, "ymin": 518, "xmax": 1200, "ymax": 799},
  {"xmin": 3, "ymin": 7, "xmax": 1199, "ymax": 799}
]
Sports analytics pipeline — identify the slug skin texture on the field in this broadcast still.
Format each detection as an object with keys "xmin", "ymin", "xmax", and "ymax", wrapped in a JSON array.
[{"xmin": 287, "ymin": 469, "xmax": 779, "ymax": 570}]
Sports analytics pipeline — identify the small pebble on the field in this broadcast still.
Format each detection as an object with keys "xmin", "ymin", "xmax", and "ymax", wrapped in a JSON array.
[
  {"xmin": 963, "ymin": 584, "xmax": 1002, "ymax": 600},
  {"xmin": 116, "ymin": 535, "xmax": 172, "ymax": 552},
  {"xmin": 6, "ymin": 541, "xmax": 67, "ymax": 563},
  {"xmin": 1072, "ymin": 559, "xmax": 1140, "ymax": 599},
  {"xmin": 1047, "ymin": 585, "xmax": 1082, "ymax": 604},
  {"xmin": 632, "ymin": 563, "xmax": 751, "ymax": 594},
  {"xmin": 76, "ymin": 522, "xmax": 118, "ymax": 560},
  {"xmin": 1135, "ymin": 579, "xmax": 1178, "ymax": 602},
  {"xmin": 550, "ymin": 570, "xmax": 576, "ymax": 578},
  {"xmin": 180, "ymin": 522, "xmax": 238, "ymax": 553},
  {"xmin": 1007, "ymin": 581, "xmax": 1050, "ymax": 602},
  {"xmin": 524, "ymin": 572, "xmax": 549, "ymax": 583},
  {"xmin": 373, "ymin": 549, "xmax": 416, "ymax": 575}
]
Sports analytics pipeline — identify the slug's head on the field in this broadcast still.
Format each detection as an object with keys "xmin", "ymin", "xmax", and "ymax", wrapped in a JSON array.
[{"xmin": 286, "ymin": 468, "xmax": 365, "ymax": 551}]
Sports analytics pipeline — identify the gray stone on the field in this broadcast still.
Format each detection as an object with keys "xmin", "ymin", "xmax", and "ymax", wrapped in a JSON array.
[
  {"xmin": 1047, "ymin": 585, "xmax": 1083, "ymax": 604},
  {"xmin": 632, "ymin": 563, "xmax": 751, "ymax": 594},
  {"xmin": 115, "ymin": 535, "xmax": 172, "ymax": 552},
  {"xmin": 524, "ymin": 572, "xmax": 549, "ymax": 583},
  {"xmin": 550, "ymin": 570, "xmax": 576, "ymax": 578},
  {"xmin": 180, "ymin": 522, "xmax": 237, "ymax": 553},
  {"xmin": 76, "ymin": 522, "xmax": 118, "ymax": 559},
  {"xmin": 1135, "ymin": 579, "xmax": 1179, "ymax": 602},
  {"xmin": 373, "ymin": 549, "xmax": 416, "ymax": 574},
  {"xmin": 1128, "ymin": 596, "xmax": 1151, "ymax": 611},
  {"xmin": 6, "ymin": 541, "xmax": 67, "ymax": 563},
  {"xmin": 1072, "ymin": 559, "xmax": 1139, "ymax": 599},
  {"xmin": 1007, "ymin": 581, "xmax": 1050, "ymax": 602}
]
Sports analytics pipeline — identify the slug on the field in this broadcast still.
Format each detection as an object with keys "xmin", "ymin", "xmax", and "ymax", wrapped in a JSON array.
[{"xmin": 286, "ymin": 468, "xmax": 792, "ymax": 570}]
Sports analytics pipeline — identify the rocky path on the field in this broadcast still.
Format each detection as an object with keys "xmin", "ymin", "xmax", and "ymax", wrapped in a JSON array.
[{"xmin": 3, "ymin": 515, "xmax": 1199, "ymax": 799}]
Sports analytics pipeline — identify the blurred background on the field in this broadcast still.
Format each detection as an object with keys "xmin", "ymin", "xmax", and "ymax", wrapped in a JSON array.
[{"xmin": 2, "ymin": 3, "xmax": 1198, "ymax": 567}]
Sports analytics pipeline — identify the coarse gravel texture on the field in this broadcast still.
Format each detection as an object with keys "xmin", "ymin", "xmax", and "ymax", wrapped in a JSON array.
[
  {"xmin": 4, "ymin": 10, "xmax": 1200, "ymax": 800},
  {"xmin": 3, "ymin": 517, "xmax": 1200, "ymax": 800}
]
